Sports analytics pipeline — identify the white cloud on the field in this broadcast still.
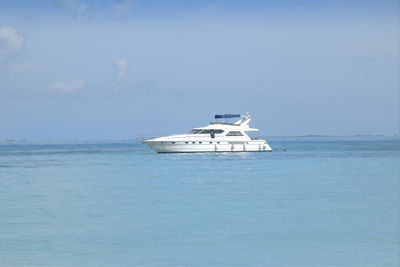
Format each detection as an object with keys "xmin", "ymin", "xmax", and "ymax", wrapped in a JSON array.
[
  {"xmin": 49, "ymin": 79, "xmax": 84, "ymax": 93},
  {"xmin": 8, "ymin": 59, "xmax": 38, "ymax": 72},
  {"xmin": 0, "ymin": 26, "xmax": 24, "ymax": 60},
  {"xmin": 114, "ymin": 59, "xmax": 129, "ymax": 80}
]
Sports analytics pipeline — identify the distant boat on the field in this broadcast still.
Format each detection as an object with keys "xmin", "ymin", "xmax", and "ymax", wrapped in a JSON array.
[{"xmin": 143, "ymin": 113, "xmax": 272, "ymax": 153}]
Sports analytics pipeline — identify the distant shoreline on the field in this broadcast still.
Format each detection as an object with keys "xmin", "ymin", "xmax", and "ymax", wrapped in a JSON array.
[
  {"xmin": 1, "ymin": 135, "xmax": 398, "ymax": 145},
  {"xmin": 265, "ymin": 134, "xmax": 388, "ymax": 138}
]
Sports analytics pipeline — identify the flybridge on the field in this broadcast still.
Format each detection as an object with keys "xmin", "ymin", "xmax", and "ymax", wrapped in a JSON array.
[{"xmin": 214, "ymin": 114, "xmax": 241, "ymax": 119}]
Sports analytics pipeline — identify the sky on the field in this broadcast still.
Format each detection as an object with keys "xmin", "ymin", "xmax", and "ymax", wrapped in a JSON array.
[{"xmin": 0, "ymin": 0, "xmax": 399, "ymax": 140}]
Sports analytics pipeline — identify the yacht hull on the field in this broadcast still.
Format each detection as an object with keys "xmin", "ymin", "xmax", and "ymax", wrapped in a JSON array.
[{"xmin": 144, "ymin": 140, "xmax": 272, "ymax": 153}]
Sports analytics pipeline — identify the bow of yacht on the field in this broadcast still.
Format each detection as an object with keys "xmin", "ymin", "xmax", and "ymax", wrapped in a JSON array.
[{"xmin": 143, "ymin": 113, "xmax": 272, "ymax": 153}]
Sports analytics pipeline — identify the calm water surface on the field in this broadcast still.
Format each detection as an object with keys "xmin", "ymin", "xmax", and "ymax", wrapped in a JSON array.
[{"xmin": 0, "ymin": 137, "xmax": 399, "ymax": 266}]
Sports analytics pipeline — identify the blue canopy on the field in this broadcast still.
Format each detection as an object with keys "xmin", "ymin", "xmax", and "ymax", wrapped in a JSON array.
[{"xmin": 214, "ymin": 114, "xmax": 240, "ymax": 119}]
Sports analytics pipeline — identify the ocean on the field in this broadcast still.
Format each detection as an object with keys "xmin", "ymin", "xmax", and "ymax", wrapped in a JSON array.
[{"xmin": 0, "ymin": 137, "xmax": 399, "ymax": 266}]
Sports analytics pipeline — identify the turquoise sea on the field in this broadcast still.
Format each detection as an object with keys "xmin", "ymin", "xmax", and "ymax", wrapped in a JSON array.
[{"xmin": 0, "ymin": 137, "xmax": 399, "ymax": 266}]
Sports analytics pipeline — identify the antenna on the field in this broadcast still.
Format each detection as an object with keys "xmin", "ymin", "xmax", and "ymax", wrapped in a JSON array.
[{"xmin": 242, "ymin": 112, "xmax": 250, "ymax": 120}]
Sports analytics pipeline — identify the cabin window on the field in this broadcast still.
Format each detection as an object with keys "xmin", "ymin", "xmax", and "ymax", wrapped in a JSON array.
[
  {"xmin": 226, "ymin": 131, "xmax": 243, "ymax": 136},
  {"xmin": 192, "ymin": 142, "xmax": 195, "ymax": 144},
  {"xmin": 161, "ymin": 142, "xmax": 163, "ymax": 144},
  {"xmin": 172, "ymin": 142, "xmax": 175, "ymax": 144},
  {"xmin": 194, "ymin": 129, "xmax": 224, "ymax": 134},
  {"xmin": 209, "ymin": 142, "xmax": 212, "ymax": 144},
  {"xmin": 192, "ymin": 129, "xmax": 224, "ymax": 134},
  {"xmin": 185, "ymin": 142, "xmax": 188, "ymax": 144},
  {"xmin": 217, "ymin": 142, "xmax": 220, "ymax": 144},
  {"xmin": 199, "ymin": 142, "xmax": 202, "ymax": 144}
]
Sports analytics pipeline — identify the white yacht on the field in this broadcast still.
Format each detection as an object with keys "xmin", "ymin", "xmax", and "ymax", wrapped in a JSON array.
[{"xmin": 143, "ymin": 113, "xmax": 272, "ymax": 153}]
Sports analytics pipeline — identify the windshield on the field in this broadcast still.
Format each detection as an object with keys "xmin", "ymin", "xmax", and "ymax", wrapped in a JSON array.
[
  {"xmin": 190, "ymin": 129, "xmax": 202, "ymax": 134},
  {"xmin": 190, "ymin": 129, "xmax": 224, "ymax": 134}
]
